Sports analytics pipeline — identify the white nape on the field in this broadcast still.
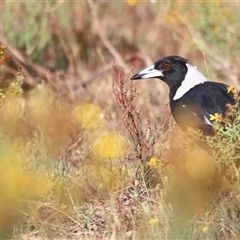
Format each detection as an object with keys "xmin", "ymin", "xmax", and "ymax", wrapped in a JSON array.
[{"xmin": 173, "ymin": 64, "xmax": 209, "ymax": 100}]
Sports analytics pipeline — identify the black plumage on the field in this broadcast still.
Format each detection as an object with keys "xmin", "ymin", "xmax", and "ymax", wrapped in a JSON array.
[{"xmin": 131, "ymin": 56, "xmax": 237, "ymax": 136}]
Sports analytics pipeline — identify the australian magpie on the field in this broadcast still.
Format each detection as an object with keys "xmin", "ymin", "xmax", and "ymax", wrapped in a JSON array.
[{"xmin": 131, "ymin": 56, "xmax": 238, "ymax": 136}]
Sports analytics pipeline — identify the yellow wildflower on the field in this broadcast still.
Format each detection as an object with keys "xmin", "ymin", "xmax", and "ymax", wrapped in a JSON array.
[
  {"xmin": 73, "ymin": 102, "xmax": 103, "ymax": 130},
  {"xmin": 126, "ymin": 0, "xmax": 137, "ymax": 6},
  {"xmin": 227, "ymin": 85, "xmax": 237, "ymax": 94},
  {"xmin": 202, "ymin": 226, "xmax": 208, "ymax": 232},
  {"xmin": 93, "ymin": 132, "xmax": 128, "ymax": 159},
  {"xmin": 149, "ymin": 217, "xmax": 160, "ymax": 224},
  {"xmin": 209, "ymin": 113, "xmax": 222, "ymax": 122},
  {"xmin": 148, "ymin": 157, "xmax": 160, "ymax": 166}
]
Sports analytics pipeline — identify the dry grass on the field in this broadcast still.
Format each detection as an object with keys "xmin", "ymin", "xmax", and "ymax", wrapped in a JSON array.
[{"xmin": 0, "ymin": 1, "xmax": 240, "ymax": 239}]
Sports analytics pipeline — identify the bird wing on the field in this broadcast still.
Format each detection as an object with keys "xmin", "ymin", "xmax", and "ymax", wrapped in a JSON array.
[{"xmin": 170, "ymin": 82, "xmax": 236, "ymax": 136}]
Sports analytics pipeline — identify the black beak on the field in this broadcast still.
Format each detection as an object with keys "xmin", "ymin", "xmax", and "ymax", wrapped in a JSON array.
[{"xmin": 130, "ymin": 73, "xmax": 144, "ymax": 80}]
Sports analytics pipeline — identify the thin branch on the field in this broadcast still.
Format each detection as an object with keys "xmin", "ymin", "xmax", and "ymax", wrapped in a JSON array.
[
  {"xmin": 0, "ymin": 36, "xmax": 47, "ymax": 78},
  {"xmin": 87, "ymin": 0, "xmax": 129, "ymax": 71},
  {"xmin": 81, "ymin": 62, "xmax": 112, "ymax": 87}
]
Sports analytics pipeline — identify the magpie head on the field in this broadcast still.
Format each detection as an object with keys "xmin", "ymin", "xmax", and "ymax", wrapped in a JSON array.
[
  {"xmin": 131, "ymin": 56, "xmax": 188, "ymax": 87},
  {"xmin": 131, "ymin": 56, "xmax": 208, "ymax": 100}
]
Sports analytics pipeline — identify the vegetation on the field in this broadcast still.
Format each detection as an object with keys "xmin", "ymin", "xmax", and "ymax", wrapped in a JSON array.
[{"xmin": 0, "ymin": 1, "xmax": 240, "ymax": 239}]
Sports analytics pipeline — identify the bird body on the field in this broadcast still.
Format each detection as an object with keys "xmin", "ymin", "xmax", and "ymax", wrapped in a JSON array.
[{"xmin": 131, "ymin": 56, "xmax": 237, "ymax": 136}]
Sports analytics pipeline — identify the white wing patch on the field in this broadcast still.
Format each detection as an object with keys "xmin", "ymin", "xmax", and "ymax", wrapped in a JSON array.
[
  {"xmin": 173, "ymin": 64, "xmax": 209, "ymax": 100},
  {"xmin": 203, "ymin": 115, "xmax": 213, "ymax": 126}
]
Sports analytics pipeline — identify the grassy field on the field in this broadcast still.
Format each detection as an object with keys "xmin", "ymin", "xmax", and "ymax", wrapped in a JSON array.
[{"xmin": 1, "ymin": 1, "xmax": 240, "ymax": 239}]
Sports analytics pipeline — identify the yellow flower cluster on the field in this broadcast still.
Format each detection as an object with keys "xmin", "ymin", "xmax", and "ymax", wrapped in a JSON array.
[
  {"xmin": 227, "ymin": 85, "xmax": 238, "ymax": 99},
  {"xmin": 93, "ymin": 132, "xmax": 128, "ymax": 159},
  {"xmin": 209, "ymin": 113, "xmax": 222, "ymax": 122},
  {"xmin": 148, "ymin": 217, "xmax": 160, "ymax": 224},
  {"xmin": 202, "ymin": 226, "xmax": 208, "ymax": 232},
  {"xmin": 126, "ymin": 0, "xmax": 137, "ymax": 6},
  {"xmin": 227, "ymin": 85, "xmax": 237, "ymax": 95},
  {"xmin": 73, "ymin": 102, "xmax": 104, "ymax": 130},
  {"xmin": 148, "ymin": 157, "xmax": 160, "ymax": 166},
  {"xmin": 126, "ymin": 0, "xmax": 156, "ymax": 7},
  {"xmin": 0, "ymin": 142, "xmax": 50, "ymax": 233}
]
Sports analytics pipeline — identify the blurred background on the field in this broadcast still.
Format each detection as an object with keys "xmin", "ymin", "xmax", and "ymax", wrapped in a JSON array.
[
  {"xmin": 2, "ymin": 1, "xmax": 240, "ymax": 105},
  {"xmin": 1, "ymin": 1, "xmax": 240, "ymax": 239}
]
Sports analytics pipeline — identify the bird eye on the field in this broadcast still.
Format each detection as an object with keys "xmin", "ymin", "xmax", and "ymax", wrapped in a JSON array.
[{"xmin": 162, "ymin": 62, "xmax": 171, "ymax": 69}]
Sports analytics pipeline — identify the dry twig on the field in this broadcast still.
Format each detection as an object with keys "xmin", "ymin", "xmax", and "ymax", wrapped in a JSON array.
[{"xmin": 87, "ymin": 0, "xmax": 129, "ymax": 71}]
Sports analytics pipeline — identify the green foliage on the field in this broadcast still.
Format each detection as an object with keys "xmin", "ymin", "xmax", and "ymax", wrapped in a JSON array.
[
  {"xmin": 8, "ymin": 70, "xmax": 24, "ymax": 95},
  {"xmin": 0, "ymin": 68, "xmax": 24, "ymax": 106},
  {"xmin": 207, "ymin": 91, "xmax": 240, "ymax": 182},
  {"xmin": 165, "ymin": 2, "xmax": 240, "ymax": 58},
  {"xmin": 0, "ymin": 43, "xmax": 22, "ymax": 100},
  {"xmin": 3, "ymin": 3, "xmax": 49, "ymax": 60}
]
